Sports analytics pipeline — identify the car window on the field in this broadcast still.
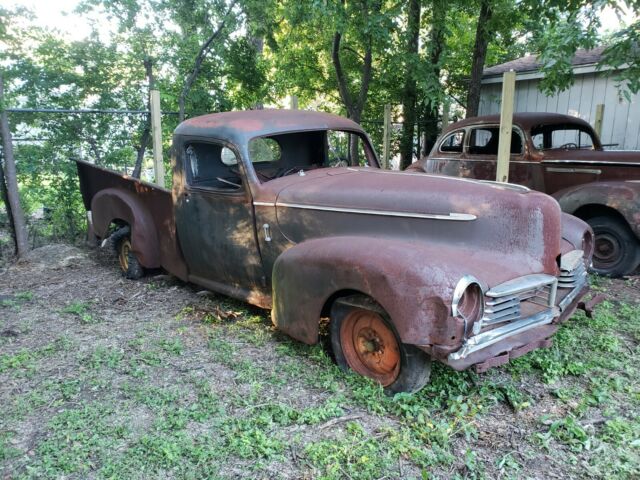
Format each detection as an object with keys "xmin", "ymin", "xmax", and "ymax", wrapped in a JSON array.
[
  {"xmin": 468, "ymin": 127, "xmax": 522, "ymax": 155},
  {"xmin": 439, "ymin": 130, "xmax": 464, "ymax": 153},
  {"xmin": 531, "ymin": 125, "xmax": 595, "ymax": 150},
  {"xmin": 185, "ymin": 142, "xmax": 242, "ymax": 191}
]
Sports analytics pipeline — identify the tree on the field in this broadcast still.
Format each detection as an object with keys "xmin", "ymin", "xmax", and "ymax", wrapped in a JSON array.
[
  {"xmin": 178, "ymin": 1, "xmax": 238, "ymax": 122},
  {"xmin": 466, "ymin": 0, "xmax": 493, "ymax": 117},
  {"xmin": 0, "ymin": 73, "xmax": 29, "ymax": 257},
  {"xmin": 399, "ymin": 0, "xmax": 421, "ymax": 169},
  {"xmin": 418, "ymin": 0, "xmax": 448, "ymax": 157}
]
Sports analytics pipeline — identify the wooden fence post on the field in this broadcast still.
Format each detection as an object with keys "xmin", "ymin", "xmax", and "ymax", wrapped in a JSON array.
[
  {"xmin": 496, "ymin": 70, "xmax": 516, "ymax": 183},
  {"xmin": 593, "ymin": 104, "xmax": 604, "ymax": 139},
  {"xmin": 382, "ymin": 104, "xmax": 391, "ymax": 169},
  {"xmin": 150, "ymin": 89, "xmax": 165, "ymax": 188}
]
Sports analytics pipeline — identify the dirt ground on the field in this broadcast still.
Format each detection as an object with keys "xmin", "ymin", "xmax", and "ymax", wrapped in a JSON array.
[{"xmin": 1, "ymin": 244, "xmax": 639, "ymax": 479}]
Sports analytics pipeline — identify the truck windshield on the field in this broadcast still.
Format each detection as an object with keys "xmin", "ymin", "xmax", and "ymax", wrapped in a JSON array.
[
  {"xmin": 248, "ymin": 129, "xmax": 377, "ymax": 182},
  {"xmin": 531, "ymin": 124, "xmax": 596, "ymax": 150}
]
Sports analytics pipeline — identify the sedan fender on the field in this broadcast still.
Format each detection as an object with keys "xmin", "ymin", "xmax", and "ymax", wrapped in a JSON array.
[
  {"xmin": 553, "ymin": 181, "xmax": 640, "ymax": 239},
  {"xmin": 91, "ymin": 188, "xmax": 161, "ymax": 268}
]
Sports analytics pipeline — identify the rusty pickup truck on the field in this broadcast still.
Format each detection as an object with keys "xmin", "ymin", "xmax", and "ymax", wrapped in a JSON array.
[
  {"xmin": 77, "ymin": 109, "xmax": 592, "ymax": 393},
  {"xmin": 410, "ymin": 112, "xmax": 640, "ymax": 277}
]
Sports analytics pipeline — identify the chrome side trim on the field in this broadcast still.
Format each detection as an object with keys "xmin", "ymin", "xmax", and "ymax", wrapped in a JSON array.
[
  {"xmin": 542, "ymin": 160, "xmax": 640, "ymax": 167},
  {"xmin": 449, "ymin": 308, "xmax": 557, "ymax": 360},
  {"xmin": 546, "ymin": 167, "xmax": 602, "ymax": 174},
  {"xmin": 275, "ymin": 202, "xmax": 477, "ymax": 221},
  {"xmin": 253, "ymin": 201, "xmax": 276, "ymax": 207}
]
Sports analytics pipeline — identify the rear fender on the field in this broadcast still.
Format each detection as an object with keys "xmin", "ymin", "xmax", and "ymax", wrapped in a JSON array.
[
  {"xmin": 91, "ymin": 188, "xmax": 161, "ymax": 268},
  {"xmin": 554, "ymin": 181, "xmax": 640, "ymax": 239},
  {"xmin": 272, "ymin": 236, "xmax": 492, "ymax": 349}
]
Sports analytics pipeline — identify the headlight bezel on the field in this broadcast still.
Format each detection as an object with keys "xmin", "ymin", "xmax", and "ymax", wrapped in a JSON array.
[{"xmin": 452, "ymin": 275, "xmax": 485, "ymax": 333}]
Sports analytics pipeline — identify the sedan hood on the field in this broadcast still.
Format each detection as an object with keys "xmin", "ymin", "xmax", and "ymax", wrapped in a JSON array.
[{"xmin": 273, "ymin": 167, "xmax": 562, "ymax": 277}]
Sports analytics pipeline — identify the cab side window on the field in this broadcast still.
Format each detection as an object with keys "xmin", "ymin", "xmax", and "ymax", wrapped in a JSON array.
[
  {"xmin": 439, "ymin": 130, "xmax": 465, "ymax": 153},
  {"xmin": 184, "ymin": 142, "xmax": 242, "ymax": 191},
  {"xmin": 468, "ymin": 127, "xmax": 522, "ymax": 155}
]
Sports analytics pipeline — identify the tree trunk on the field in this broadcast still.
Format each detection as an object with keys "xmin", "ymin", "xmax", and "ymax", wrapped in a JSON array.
[
  {"xmin": 400, "ymin": 0, "xmax": 421, "ymax": 170},
  {"xmin": 466, "ymin": 0, "xmax": 492, "ymax": 118},
  {"xmin": 419, "ymin": 0, "xmax": 447, "ymax": 158},
  {"xmin": 0, "ymin": 156, "xmax": 16, "ymax": 250},
  {"xmin": 331, "ymin": 0, "xmax": 374, "ymax": 167},
  {"xmin": 0, "ymin": 73, "xmax": 29, "ymax": 257},
  {"xmin": 250, "ymin": 35, "xmax": 264, "ymax": 110}
]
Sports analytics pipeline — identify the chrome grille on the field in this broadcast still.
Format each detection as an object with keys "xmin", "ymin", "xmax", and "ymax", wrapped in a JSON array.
[
  {"xmin": 558, "ymin": 260, "xmax": 587, "ymax": 288},
  {"xmin": 473, "ymin": 274, "xmax": 557, "ymax": 335}
]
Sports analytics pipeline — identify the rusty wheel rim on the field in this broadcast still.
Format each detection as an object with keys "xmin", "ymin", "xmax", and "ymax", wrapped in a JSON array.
[
  {"xmin": 594, "ymin": 233, "xmax": 620, "ymax": 268},
  {"xmin": 118, "ymin": 238, "xmax": 131, "ymax": 272},
  {"xmin": 339, "ymin": 309, "xmax": 400, "ymax": 386}
]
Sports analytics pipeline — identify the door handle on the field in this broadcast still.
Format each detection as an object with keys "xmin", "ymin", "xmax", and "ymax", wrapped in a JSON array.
[{"xmin": 262, "ymin": 223, "xmax": 272, "ymax": 242}]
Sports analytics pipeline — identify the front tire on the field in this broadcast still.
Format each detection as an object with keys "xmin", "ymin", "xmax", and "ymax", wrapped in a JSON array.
[
  {"xmin": 587, "ymin": 216, "xmax": 640, "ymax": 277},
  {"xmin": 111, "ymin": 226, "xmax": 145, "ymax": 280},
  {"xmin": 330, "ymin": 295, "xmax": 431, "ymax": 394}
]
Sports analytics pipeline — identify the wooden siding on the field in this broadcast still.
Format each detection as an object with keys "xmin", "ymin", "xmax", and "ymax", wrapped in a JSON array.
[{"xmin": 479, "ymin": 72, "xmax": 640, "ymax": 150}]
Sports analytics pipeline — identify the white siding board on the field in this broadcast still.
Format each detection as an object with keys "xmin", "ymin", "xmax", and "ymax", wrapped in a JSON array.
[
  {"xmin": 611, "ymin": 80, "xmax": 631, "ymax": 150},
  {"xmin": 578, "ymin": 73, "xmax": 596, "ymax": 122},
  {"xmin": 566, "ymin": 76, "xmax": 583, "ymax": 118},
  {"xmin": 555, "ymin": 82, "xmax": 571, "ymax": 115},
  {"xmin": 601, "ymin": 74, "xmax": 620, "ymax": 147},
  {"xmin": 628, "ymin": 92, "xmax": 640, "ymax": 150}
]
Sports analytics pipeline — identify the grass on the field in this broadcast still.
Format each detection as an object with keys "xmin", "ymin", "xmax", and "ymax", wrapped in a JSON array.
[{"xmin": 1, "ymin": 274, "xmax": 639, "ymax": 479}]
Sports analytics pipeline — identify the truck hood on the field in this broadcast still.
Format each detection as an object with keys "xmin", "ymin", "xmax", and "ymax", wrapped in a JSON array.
[{"xmin": 272, "ymin": 168, "xmax": 562, "ymax": 278}]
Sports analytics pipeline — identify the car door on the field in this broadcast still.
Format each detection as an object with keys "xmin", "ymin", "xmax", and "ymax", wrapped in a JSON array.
[
  {"xmin": 465, "ymin": 125, "xmax": 539, "ymax": 187},
  {"xmin": 174, "ymin": 139, "xmax": 264, "ymax": 291}
]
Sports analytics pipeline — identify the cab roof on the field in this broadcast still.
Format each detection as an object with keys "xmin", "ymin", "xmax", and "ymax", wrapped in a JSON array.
[{"xmin": 174, "ymin": 109, "xmax": 365, "ymax": 145}]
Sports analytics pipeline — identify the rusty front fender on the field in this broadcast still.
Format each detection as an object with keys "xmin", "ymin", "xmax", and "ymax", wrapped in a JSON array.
[
  {"xmin": 270, "ymin": 236, "xmax": 502, "ymax": 350},
  {"xmin": 560, "ymin": 212, "xmax": 594, "ymax": 258},
  {"xmin": 554, "ymin": 181, "xmax": 640, "ymax": 239},
  {"xmin": 91, "ymin": 188, "xmax": 161, "ymax": 268}
]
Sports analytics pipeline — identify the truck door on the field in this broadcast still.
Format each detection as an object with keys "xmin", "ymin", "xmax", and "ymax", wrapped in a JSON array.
[{"xmin": 174, "ymin": 140, "xmax": 264, "ymax": 291}]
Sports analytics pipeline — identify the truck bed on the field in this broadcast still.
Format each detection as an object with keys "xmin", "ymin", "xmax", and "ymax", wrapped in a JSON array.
[{"xmin": 76, "ymin": 160, "xmax": 188, "ymax": 280}]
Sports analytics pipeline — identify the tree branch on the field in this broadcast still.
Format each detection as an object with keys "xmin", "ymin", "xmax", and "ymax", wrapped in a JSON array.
[{"xmin": 179, "ymin": 0, "xmax": 237, "ymax": 122}]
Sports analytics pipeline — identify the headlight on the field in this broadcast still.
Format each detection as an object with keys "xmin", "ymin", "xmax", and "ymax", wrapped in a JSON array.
[{"xmin": 452, "ymin": 275, "xmax": 484, "ymax": 327}]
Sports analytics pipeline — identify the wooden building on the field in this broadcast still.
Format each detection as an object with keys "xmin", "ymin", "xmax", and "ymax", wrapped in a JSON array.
[{"xmin": 479, "ymin": 47, "xmax": 640, "ymax": 150}]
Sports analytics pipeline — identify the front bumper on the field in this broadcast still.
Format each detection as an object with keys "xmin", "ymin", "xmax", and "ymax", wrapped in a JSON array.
[{"xmin": 445, "ymin": 258, "xmax": 589, "ymax": 371}]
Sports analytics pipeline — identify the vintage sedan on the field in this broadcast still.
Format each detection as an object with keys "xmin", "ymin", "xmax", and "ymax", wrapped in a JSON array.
[
  {"xmin": 409, "ymin": 112, "xmax": 640, "ymax": 277},
  {"xmin": 77, "ymin": 109, "xmax": 592, "ymax": 393}
]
